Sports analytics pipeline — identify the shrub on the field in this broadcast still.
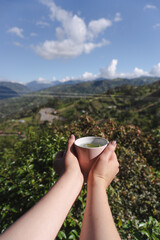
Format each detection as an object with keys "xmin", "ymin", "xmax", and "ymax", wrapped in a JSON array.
[{"xmin": 0, "ymin": 116, "xmax": 159, "ymax": 240}]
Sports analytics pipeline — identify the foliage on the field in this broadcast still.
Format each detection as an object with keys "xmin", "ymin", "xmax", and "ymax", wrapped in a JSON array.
[
  {"xmin": 0, "ymin": 80, "xmax": 160, "ymax": 239},
  {"xmin": 120, "ymin": 217, "xmax": 160, "ymax": 240},
  {"xmin": 1, "ymin": 80, "xmax": 160, "ymax": 132},
  {"xmin": 0, "ymin": 115, "xmax": 160, "ymax": 239}
]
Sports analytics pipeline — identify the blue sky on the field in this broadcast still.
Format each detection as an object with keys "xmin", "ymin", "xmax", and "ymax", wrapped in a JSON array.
[{"xmin": 0, "ymin": 0, "xmax": 160, "ymax": 84}]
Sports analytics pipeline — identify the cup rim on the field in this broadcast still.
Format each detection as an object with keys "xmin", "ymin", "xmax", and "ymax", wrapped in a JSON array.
[{"xmin": 74, "ymin": 136, "xmax": 108, "ymax": 149}]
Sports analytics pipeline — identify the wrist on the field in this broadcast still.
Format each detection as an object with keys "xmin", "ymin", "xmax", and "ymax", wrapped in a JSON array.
[
  {"xmin": 87, "ymin": 173, "xmax": 107, "ymax": 190},
  {"xmin": 65, "ymin": 168, "xmax": 84, "ymax": 187},
  {"xmin": 87, "ymin": 174, "xmax": 109, "ymax": 203}
]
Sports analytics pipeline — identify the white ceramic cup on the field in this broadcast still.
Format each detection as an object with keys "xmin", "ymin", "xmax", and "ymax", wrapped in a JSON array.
[{"xmin": 74, "ymin": 136, "xmax": 108, "ymax": 180}]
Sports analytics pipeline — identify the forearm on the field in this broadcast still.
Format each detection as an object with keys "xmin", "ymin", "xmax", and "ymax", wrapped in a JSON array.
[
  {"xmin": 1, "ymin": 170, "xmax": 83, "ymax": 240},
  {"xmin": 80, "ymin": 179, "xmax": 121, "ymax": 240}
]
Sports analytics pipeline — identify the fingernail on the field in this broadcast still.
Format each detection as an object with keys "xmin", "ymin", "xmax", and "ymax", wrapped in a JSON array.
[
  {"xmin": 111, "ymin": 140, "xmax": 117, "ymax": 146},
  {"xmin": 70, "ymin": 134, "xmax": 74, "ymax": 138}
]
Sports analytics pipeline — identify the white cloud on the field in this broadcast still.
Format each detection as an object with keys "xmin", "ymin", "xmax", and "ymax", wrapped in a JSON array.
[
  {"xmin": 36, "ymin": 77, "xmax": 51, "ymax": 84},
  {"xmin": 30, "ymin": 32, "xmax": 38, "ymax": 37},
  {"xmin": 60, "ymin": 72, "xmax": 96, "ymax": 83},
  {"xmin": 114, "ymin": 13, "xmax": 122, "ymax": 22},
  {"xmin": 76, "ymin": 59, "xmax": 160, "ymax": 81},
  {"xmin": 129, "ymin": 67, "xmax": 149, "ymax": 78},
  {"xmin": 36, "ymin": 21, "xmax": 50, "ymax": 27},
  {"xmin": 98, "ymin": 60, "xmax": 160, "ymax": 79},
  {"xmin": 7, "ymin": 27, "xmax": 24, "ymax": 38},
  {"xmin": 60, "ymin": 76, "xmax": 77, "ymax": 83},
  {"xmin": 40, "ymin": 0, "xmax": 87, "ymax": 43},
  {"xmin": 13, "ymin": 42, "xmax": 23, "ymax": 47},
  {"xmin": 82, "ymin": 72, "xmax": 96, "ymax": 81},
  {"xmin": 56, "ymin": 27, "xmax": 65, "ymax": 40},
  {"xmin": 150, "ymin": 63, "xmax": 160, "ymax": 77},
  {"xmin": 144, "ymin": 4, "xmax": 157, "ymax": 10},
  {"xmin": 36, "ymin": 39, "xmax": 84, "ymax": 59},
  {"xmin": 99, "ymin": 59, "xmax": 118, "ymax": 78},
  {"xmin": 34, "ymin": 0, "xmax": 112, "ymax": 59},
  {"xmin": 95, "ymin": 61, "xmax": 160, "ymax": 80},
  {"xmin": 0, "ymin": 77, "xmax": 25, "ymax": 84},
  {"xmin": 0, "ymin": 78, "xmax": 9, "ymax": 82},
  {"xmin": 153, "ymin": 23, "xmax": 160, "ymax": 29},
  {"xmin": 88, "ymin": 18, "xmax": 112, "ymax": 39},
  {"xmin": 59, "ymin": 59, "xmax": 157, "ymax": 82},
  {"xmin": 84, "ymin": 39, "xmax": 109, "ymax": 53}
]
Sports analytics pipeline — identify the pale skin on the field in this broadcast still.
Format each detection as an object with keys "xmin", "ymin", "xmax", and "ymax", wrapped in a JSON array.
[
  {"xmin": 80, "ymin": 141, "xmax": 121, "ymax": 240},
  {"xmin": 0, "ymin": 135, "xmax": 121, "ymax": 240}
]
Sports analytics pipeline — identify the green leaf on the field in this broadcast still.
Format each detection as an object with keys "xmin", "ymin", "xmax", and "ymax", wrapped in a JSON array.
[
  {"xmin": 151, "ymin": 233, "xmax": 159, "ymax": 240},
  {"xmin": 139, "ymin": 222, "xmax": 147, "ymax": 229},
  {"xmin": 141, "ymin": 230, "xmax": 150, "ymax": 237},
  {"xmin": 118, "ymin": 218, "xmax": 122, "ymax": 228},
  {"xmin": 70, "ymin": 229, "xmax": 79, "ymax": 237},
  {"xmin": 57, "ymin": 230, "xmax": 67, "ymax": 239},
  {"xmin": 148, "ymin": 216, "xmax": 153, "ymax": 225}
]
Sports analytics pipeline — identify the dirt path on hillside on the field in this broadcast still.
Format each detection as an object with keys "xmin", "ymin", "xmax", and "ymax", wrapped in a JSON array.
[
  {"xmin": 39, "ymin": 108, "xmax": 63, "ymax": 123},
  {"xmin": 136, "ymin": 103, "xmax": 157, "ymax": 112}
]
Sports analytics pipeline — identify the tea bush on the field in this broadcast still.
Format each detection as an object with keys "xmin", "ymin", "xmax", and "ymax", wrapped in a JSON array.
[{"xmin": 0, "ymin": 116, "xmax": 160, "ymax": 239}]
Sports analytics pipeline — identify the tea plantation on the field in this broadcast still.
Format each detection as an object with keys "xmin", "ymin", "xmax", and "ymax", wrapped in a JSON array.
[{"xmin": 0, "ymin": 81, "xmax": 160, "ymax": 239}]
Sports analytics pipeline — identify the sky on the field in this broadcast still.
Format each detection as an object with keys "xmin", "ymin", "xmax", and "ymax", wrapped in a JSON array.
[{"xmin": 0, "ymin": 0, "xmax": 160, "ymax": 84}]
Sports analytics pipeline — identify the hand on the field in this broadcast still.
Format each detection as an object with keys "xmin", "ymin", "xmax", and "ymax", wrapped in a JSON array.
[
  {"xmin": 88, "ymin": 141, "xmax": 119, "ymax": 188},
  {"xmin": 54, "ymin": 135, "xmax": 84, "ymax": 181},
  {"xmin": 53, "ymin": 150, "xmax": 65, "ymax": 176}
]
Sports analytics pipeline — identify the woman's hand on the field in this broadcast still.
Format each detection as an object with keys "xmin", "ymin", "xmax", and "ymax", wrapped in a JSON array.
[
  {"xmin": 54, "ymin": 135, "xmax": 84, "ymax": 181},
  {"xmin": 80, "ymin": 141, "xmax": 121, "ymax": 240},
  {"xmin": 88, "ymin": 141, "xmax": 119, "ymax": 188}
]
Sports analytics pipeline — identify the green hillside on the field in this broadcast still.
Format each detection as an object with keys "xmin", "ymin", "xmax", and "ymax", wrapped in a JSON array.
[
  {"xmin": 41, "ymin": 77, "xmax": 159, "ymax": 95},
  {"xmin": 54, "ymin": 80, "xmax": 160, "ymax": 131},
  {"xmin": 0, "ymin": 86, "xmax": 18, "ymax": 100},
  {"xmin": 0, "ymin": 80, "xmax": 160, "ymax": 131},
  {"xmin": 0, "ymin": 80, "xmax": 160, "ymax": 239},
  {"xmin": 0, "ymin": 81, "xmax": 29, "ymax": 94}
]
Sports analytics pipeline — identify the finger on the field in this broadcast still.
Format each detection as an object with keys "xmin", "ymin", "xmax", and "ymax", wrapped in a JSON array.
[
  {"xmin": 63, "ymin": 150, "xmax": 66, "ymax": 157},
  {"xmin": 53, "ymin": 152, "xmax": 65, "ymax": 175},
  {"xmin": 66, "ymin": 134, "xmax": 75, "ymax": 152},
  {"xmin": 100, "ymin": 141, "xmax": 117, "ymax": 160},
  {"xmin": 55, "ymin": 150, "xmax": 64, "ymax": 159}
]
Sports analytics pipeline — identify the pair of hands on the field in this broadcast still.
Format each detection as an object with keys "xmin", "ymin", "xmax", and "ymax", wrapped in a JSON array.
[{"xmin": 53, "ymin": 135, "xmax": 119, "ymax": 188}]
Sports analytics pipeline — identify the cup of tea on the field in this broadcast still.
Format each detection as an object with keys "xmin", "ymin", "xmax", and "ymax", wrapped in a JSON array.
[{"xmin": 74, "ymin": 136, "xmax": 108, "ymax": 180}]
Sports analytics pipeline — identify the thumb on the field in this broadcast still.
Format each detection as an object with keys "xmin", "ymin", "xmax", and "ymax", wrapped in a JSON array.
[
  {"xmin": 101, "ymin": 141, "xmax": 117, "ymax": 159},
  {"xmin": 66, "ymin": 134, "xmax": 75, "ymax": 153}
]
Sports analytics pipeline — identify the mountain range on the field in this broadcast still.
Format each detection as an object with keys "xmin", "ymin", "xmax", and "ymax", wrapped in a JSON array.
[
  {"xmin": 0, "ymin": 79, "xmax": 159, "ymax": 131},
  {"xmin": 0, "ymin": 77, "xmax": 159, "ymax": 99},
  {"xmin": 0, "ymin": 86, "xmax": 18, "ymax": 100}
]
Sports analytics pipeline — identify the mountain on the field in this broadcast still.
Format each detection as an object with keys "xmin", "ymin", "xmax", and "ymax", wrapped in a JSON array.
[
  {"xmin": 0, "ymin": 81, "xmax": 29, "ymax": 95},
  {"xmin": 26, "ymin": 79, "xmax": 81, "ymax": 91},
  {"xmin": 1, "ymin": 77, "xmax": 158, "ymax": 95},
  {"xmin": 0, "ymin": 86, "xmax": 19, "ymax": 100},
  {"xmin": 1, "ymin": 79, "xmax": 159, "ymax": 131},
  {"xmin": 41, "ymin": 77, "xmax": 159, "ymax": 95},
  {"xmin": 26, "ymin": 80, "xmax": 58, "ymax": 91},
  {"xmin": 55, "ymin": 79, "xmax": 160, "ymax": 130}
]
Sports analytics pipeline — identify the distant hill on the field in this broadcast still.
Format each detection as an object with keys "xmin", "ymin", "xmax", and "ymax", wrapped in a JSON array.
[
  {"xmin": 0, "ymin": 82, "xmax": 29, "ymax": 95},
  {"xmin": 0, "ymin": 86, "xmax": 19, "ymax": 100},
  {"xmin": 1, "ymin": 79, "xmax": 159, "ymax": 131},
  {"xmin": 1, "ymin": 77, "xmax": 159, "ymax": 96},
  {"xmin": 107, "ymin": 79, "xmax": 160, "ymax": 96},
  {"xmin": 26, "ymin": 80, "xmax": 58, "ymax": 91},
  {"xmin": 55, "ymin": 79, "xmax": 160, "ymax": 130},
  {"xmin": 40, "ymin": 77, "xmax": 159, "ymax": 95},
  {"xmin": 26, "ymin": 79, "xmax": 81, "ymax": 92}
]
